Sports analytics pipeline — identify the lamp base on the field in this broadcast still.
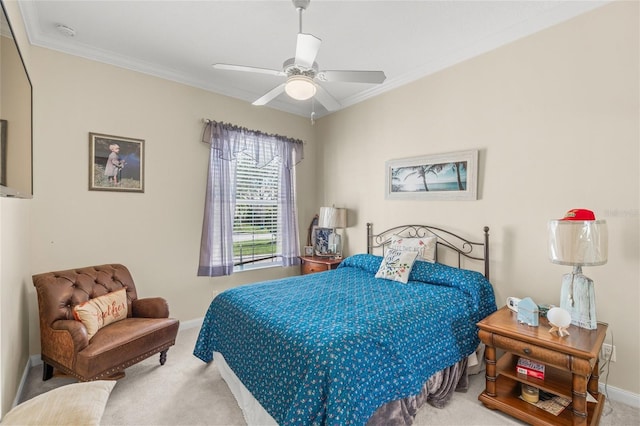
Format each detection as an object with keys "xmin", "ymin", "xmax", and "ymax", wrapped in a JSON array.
[
  {"xmin": 559, "ymin": 271, "xmax": 597, "ymax": 330},
  {"xmin": 328, "ymin": 232, "xmax": 342, "ymax": 258}
]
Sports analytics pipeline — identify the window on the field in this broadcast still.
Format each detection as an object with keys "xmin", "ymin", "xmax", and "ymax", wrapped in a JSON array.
[
  {"xmin": 198, "ymin": 120, "xmax": 302, "ymax": 277},
  {"xmin": 233, "ymin": 153, "xmax": 281, "ymax": 270}
]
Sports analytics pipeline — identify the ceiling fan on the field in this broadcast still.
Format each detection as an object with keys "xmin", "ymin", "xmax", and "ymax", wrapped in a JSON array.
[{"xmin": 212, "ymin": 0, "xmax": 386, "ymax": 112}]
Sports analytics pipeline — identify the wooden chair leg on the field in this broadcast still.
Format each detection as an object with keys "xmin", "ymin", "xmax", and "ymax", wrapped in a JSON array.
[
  {"xmin": 159, "ymin": 350, "xmax": 168, "ymax": 365},
  {"xmin": 43, "ymin": 362, "xmax": 54, "ymax": 381}
]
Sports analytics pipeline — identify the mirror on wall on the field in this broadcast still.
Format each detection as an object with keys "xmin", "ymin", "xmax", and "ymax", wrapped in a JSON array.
[{"xmin": 0, "ymin": 0, "xmax": 33, "ymax": 198}]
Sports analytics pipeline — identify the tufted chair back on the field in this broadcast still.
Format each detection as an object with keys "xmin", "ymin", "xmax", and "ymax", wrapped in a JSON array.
[
  {"xmin": 36, "ymin": 264, "xmax": 138, "ymax": 327},
  {"xmin": 33, "ymin": 264, "xmax": 179, "ymax": 382}
]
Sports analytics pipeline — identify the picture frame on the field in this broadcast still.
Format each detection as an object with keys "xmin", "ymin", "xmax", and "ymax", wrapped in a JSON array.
[
  {"xmin": 313, "ymin": 226, "xmax": 335, "ymax": 257},
  {"xmin": 89, "ymin": 133, "xmax": 144, "ymax": 192},
  {"xmin": 385, "ymin": 149, "xmax": 478, "ymax": 201}
]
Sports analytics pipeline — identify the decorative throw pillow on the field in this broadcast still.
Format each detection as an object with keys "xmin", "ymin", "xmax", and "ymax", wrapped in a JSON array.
[
  {"xmin": 375, "ymin": 248, "xmax": 419, "ymax": 284},
  {"xmin": 73, "ymin": 288, "xmax": 128, "ymax": 340},
  {"xmin": 1, "ymin": 380, "xmax": 116, "ymax": 426},
  {"xmin": 390, "ymin": 235, "xmax": 437, "ymax": 263}
]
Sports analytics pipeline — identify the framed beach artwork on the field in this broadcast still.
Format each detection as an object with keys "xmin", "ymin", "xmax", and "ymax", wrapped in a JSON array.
[
  {"xmin": 89, "ymin": 133, "xmax": 145, "ymax": 193},
  {"xmin": 385, "ymin": 150, "xmax": 478, "ymax": 201}
]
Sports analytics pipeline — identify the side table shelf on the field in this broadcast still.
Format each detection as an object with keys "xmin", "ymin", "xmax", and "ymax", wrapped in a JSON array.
[
  {"xmin": 478, "ymin": 377, "xmax": 604, "ymax": 426},
  {"xmin": 497, "ymin": 353, "xmax": 572, "ymax": 400}
]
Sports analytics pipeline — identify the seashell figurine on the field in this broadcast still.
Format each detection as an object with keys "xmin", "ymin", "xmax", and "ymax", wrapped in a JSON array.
[{"xmin": 548, "ymin": 307, "xmax": 571, "ymax": 337}]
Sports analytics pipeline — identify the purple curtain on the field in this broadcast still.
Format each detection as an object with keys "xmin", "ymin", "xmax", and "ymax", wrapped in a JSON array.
[{"xmin": 198, "ymin": 121, "xmax": 304, "ymax": 276}]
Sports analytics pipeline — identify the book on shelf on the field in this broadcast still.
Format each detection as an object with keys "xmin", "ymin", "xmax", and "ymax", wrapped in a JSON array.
[{"xmin": 516, "ymin": 357, "xmax": 545, "ymax": 380}]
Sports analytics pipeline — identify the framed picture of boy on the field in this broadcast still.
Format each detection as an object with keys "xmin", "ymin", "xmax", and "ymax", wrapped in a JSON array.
[{"xmin": 89, "ymin": 133, "xmax": 144, "ymax": 192}]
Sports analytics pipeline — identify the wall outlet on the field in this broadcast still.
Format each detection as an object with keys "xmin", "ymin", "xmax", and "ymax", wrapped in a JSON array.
[{"xmin": 601, "ymin": 343, "xmax": 616, "ymax": 362}]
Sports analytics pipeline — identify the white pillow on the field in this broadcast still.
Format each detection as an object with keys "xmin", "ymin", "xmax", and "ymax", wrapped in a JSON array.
[
  {"xmin": 1, "ymin": 380, "xmax": 116, "ymax": 426},
  {"xmin": 375, "ymin": 248, "xmax": 419, "ymax": 284},
  {"xmin": 390, "ymin": 235, "xmax": 437, "ymax": 263}
]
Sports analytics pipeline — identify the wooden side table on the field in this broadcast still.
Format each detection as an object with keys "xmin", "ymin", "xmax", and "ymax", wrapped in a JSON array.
[
  {"xmin": 477, "ymin": 306, "xmax": 607, "ymax": 426},
  {"xmin": 299, "ymin": 256, "xmax": 342, "ymax": 275}
]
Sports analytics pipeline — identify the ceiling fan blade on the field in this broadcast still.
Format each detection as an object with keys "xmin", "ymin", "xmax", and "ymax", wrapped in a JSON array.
[
  {"xmin": 313, "ymin": 85, "xmax": 341, "ymax": 112},
  {"xmin": 252, "ymin": 83, "xmax": 286, "ymax": 106},
  {"xmin": 295, "ymin": 33, "xmax": 321, "ymax": 68},
  {"xmin": 317, "ymin": 70, "xmax": 386, "ymax": 84},
  {"xmin": 213, "ymin": 63, "xmax": 286, "ymax": 78}
]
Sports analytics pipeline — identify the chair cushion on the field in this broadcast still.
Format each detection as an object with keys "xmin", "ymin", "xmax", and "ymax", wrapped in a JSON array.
[
  {"xmin": 1, "ymin": 380, "xmax": 115, "ymax": 425},
  {"xmin": 75, "ymin": 317, "xmax": 179, "ymax": 379}
]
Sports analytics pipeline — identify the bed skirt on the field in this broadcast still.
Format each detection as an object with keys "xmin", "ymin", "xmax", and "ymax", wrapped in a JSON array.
[
  {"xmin": 213, "ymin": 351, "xmax": 474, "ymax": 426},
  {"xmin": 214, "ymin": 351, "xmax": 278, "ymax": 425},
  {"xmin": 366, "ymin": 357, "xmax": 469, "ymax": 425}
]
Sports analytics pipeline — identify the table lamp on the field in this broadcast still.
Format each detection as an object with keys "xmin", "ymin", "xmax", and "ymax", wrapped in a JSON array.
[
  {"xmin": 548, "ymin": 209, "xmax": 607, "ymax": 329},
  {"xmin": 318, "ymin": 206, "xmax": 347, "ymax": 257}
]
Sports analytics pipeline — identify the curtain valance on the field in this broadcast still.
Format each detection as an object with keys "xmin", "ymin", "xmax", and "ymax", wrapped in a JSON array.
[{"xmin": 202, "ymin": 120, "xmax": 304, "ymax": 169}]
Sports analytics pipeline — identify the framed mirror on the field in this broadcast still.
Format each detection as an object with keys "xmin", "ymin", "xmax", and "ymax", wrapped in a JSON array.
[{"xmin": 0, "ymin": 0, "xmax": 33, "ymax": 198}]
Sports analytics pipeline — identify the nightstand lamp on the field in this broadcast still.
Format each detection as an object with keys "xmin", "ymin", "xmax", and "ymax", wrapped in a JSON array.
[
  {"xmin": 318, "ymin": 206, "xmax": 347, "ymax": 257},
  {"xmin": 548, "ymin": 209, "xmax": 608, "ymax": 329}
]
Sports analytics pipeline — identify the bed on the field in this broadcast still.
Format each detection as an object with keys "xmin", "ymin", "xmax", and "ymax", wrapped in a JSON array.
[{"xmin": 194, "ymin": 223, "xmax": 497, "ymax": 425}]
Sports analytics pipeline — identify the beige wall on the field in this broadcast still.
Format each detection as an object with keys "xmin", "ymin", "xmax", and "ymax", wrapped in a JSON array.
[
  {"xmin": 316, "ymin": 1, "xmax": 639, "ymax": 395},
  {"xmin": 0, "ymin": 0, "xmax": 32, "ymax": 416},
  {"xmin": 0, "ymin": 198, "xmax": 31, "ymax": 415}
]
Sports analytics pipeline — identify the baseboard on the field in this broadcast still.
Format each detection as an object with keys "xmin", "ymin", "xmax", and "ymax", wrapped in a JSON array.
[
  {"xmin": 29, "ymin": 353, "xmax": 41, "ymax": 366},
  {"xmin": 12, "ymin": 357, "xmax": 33, "ymax": 409},
  {"xmin": 179, "ymin": 317, "xmax": 203, "ymax": 331},
  {"xmin": 600, "ymin": 383, "xmax": 640, "ymax": 408}
]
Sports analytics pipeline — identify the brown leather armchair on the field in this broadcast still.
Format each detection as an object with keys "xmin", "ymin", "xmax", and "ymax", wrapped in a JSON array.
[{"xmin": 32, "ymin": 264, "xmax": 180, "ymax": 381}]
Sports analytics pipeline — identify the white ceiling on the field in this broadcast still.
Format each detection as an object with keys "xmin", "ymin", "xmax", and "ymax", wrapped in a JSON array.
[{"xmin": 18, "ymin": 0, "xmax": 609, "ymax": 118}]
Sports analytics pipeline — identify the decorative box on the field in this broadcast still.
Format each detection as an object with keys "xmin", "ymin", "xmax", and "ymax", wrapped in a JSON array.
[{"xmin": 517, "ymin": 297, "xmax": 539, "ymax": 326}]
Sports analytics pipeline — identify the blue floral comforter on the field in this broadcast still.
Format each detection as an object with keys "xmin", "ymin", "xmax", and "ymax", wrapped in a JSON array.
[{"xmin": 194, "ymin": 254, "xmax": 496, "ymax": 425}]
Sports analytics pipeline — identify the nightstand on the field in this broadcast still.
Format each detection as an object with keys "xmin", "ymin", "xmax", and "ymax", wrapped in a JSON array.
[
  {"xmin": 299, "ymin": 256, "xmax": 342, "ymax": 275},
  {"xmin": 477, "ymin": 306, "xmax": 607, "ymax": 426}
]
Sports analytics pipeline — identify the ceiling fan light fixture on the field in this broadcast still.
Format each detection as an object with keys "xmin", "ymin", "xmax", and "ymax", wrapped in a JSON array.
[{"xmin": 285, "ymin": 75, "xmax": 316, "ymax": 100}]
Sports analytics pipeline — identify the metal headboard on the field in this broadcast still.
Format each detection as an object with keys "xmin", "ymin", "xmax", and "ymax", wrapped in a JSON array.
[{"xmin": 366, "ymin": 223, "xmax": 490, "ymax": 279}]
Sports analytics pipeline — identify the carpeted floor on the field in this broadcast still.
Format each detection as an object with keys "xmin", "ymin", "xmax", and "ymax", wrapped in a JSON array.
[{"xmin": 18, "ymin": 326, "xmax": 639, "ymax": 425}]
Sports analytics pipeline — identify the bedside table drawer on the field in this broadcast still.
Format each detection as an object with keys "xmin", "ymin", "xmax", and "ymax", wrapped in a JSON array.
[
  {"xmin": 300, "ymin": 256, "xmax": 342, "ymax": 275},
  {"xmin": 492, "ymin": 334, "xmax": 569, "ymax": 369},
  {"xmin": 301, "ymin": 262, "xmax": 324, "ymax": 275}
]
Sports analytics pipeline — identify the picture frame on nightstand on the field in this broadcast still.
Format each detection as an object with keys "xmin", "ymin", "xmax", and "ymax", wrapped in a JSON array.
[{"xmin": 313, "ymin": 226, "xmax": 335, "ymax": 257}]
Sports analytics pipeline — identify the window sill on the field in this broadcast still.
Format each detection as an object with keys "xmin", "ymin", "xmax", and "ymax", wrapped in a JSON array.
[{"xmin": 233, "ymin": 261, "xmax": 283, "ymax": 273}]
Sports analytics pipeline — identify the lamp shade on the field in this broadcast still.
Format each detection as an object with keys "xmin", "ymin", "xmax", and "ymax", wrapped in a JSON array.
[
  {"xmin": 285, "ymin": 75, "xmax": 316, "ymax": 100},
  {"xmin": 548, "ymin": 220, "xmax": 608, "ymax": 266},
  {"xmin": 318, "ymin": 207, "xmax": 347, "ymax": 228}
]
